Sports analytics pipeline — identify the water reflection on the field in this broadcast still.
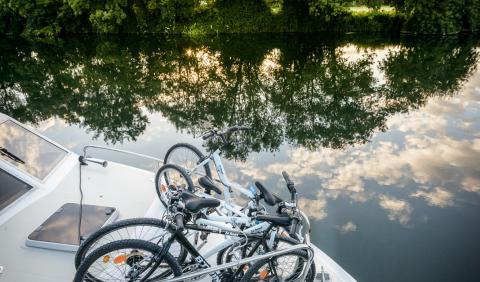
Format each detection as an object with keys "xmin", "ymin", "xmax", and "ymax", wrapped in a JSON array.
[
  {"xmin": 1, "ymin": 34, "xmax": 479, "ymax": 217},
  {"xmin": 249, "ymin": 70, "xmax": 480, "ymax": 226},
  {"xmin": 1, "ymin": 35, "xmax": 478, "ymax": 159}
]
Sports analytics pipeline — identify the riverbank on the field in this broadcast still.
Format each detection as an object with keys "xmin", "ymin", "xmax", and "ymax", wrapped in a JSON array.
[{"xmin": 0, "ymin": 0, "xmax": 477, "ymax": 37}]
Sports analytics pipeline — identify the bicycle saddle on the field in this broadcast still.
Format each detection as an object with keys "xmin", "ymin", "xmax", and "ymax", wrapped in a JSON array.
[
  {"xmin": 255, "ymin": 215, "xmax": 291, "ymax": 227},
  {"xmin": 181, "ymin": 191, "xmax": 220, "ymax": 213},
  {"xmin": 255, "ymin": 182, "xmax": 284, "ymax": 206},
  {"xmin": 198, "ymin": 176, "xmax": 222, "ymax": 195}
]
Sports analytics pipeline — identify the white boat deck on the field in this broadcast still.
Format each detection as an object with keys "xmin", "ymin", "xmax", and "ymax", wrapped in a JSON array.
[
  {"xmin": 0, "ymin": 114, "xmax": 356, "ymax": 282},
  {"xmin": 0, "ymin": 160, "xmax": 157, "ymax": 281}
]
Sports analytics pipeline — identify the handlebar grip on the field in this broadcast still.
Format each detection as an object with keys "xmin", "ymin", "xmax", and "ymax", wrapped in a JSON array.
[
  {"xmin": 282, "ymin": 171, "xmax": 293, "ymax": 186},
  {"xmin": 227, "ymin": 125, "xmax": 250, "ymax": 133},
  {"xmin": 175, "ymin": 213, "xmax": 184, "ymax": 232},
  {"xmin": 289, "ymin": 217, "xmax": 299, "ymax": 239},
  {"xmin": 202, "ymin": 131, "xmax": 214, "ymax": 140}
]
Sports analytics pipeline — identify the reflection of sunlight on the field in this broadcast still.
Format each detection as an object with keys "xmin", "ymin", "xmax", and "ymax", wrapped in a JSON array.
[
  {"xmin": 30, "ymin": 51, "xmax": 39, "ymax": 61},
  {"xmin": 336, "ymin": 44, "xmax": 363, "ymax": 63},
  {"xmin": 194, "ymin": 48, "xmax": 221, "ymax": 68},
  {"xmin": 337, "ymin": 44, "xmax": 401, "ymax": 64},
  {"xmin": 62, "ymin": 64, "xmax": 85, "ymax": 78},
  {"xmin": 260, "ymin": 48, "xmax": 282, "ymax": 77},
  {"xmin": 91, "ymin": 58, "xmax": 104, "ymax": 66},
  {"xmin": 337, "ymin": 44, "xmax": 401, "ymax": 84},
  {"xmin": 139, "ymin": 53, "xmax": 149, "ymax": 75},
  {"xmin": 157, "ymin": 47, "xmax": 225, "ymax": 91}
]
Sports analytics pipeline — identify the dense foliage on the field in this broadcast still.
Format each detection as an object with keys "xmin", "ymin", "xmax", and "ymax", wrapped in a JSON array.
[
  {"xmin": 1, "ymin": 34, "xmax": 478, "ymax": 158},
  {"xmin": 394, "ymin": 0, "xmax": 480, "ymax": 34},
  {"xmin": 0, "ymin": 0, "xmax": 477, "ymax": 35}
]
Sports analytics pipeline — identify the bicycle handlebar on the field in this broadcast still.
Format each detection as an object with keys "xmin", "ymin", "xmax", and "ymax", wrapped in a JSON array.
[
  {"xmin": 227, "ymin": 125, "xmax": 250, "ymax": 133},
  {"xmin": 289, "ymin": 217, "xmax": 299, "ymax": 239},
  {"xmin": 200, "ymin": 125, "xmax": 250, "ymax": 140},
  {"xmin": 201, "ymin": 130, "xmax": 214, "ymax": 140},
  {"xmin": 282, "ymin": 171, "xmax": 293, "ymax": 186},
  {"xmin": 282, "ymin": 171, "xmax": 297, "ymax": 202}
]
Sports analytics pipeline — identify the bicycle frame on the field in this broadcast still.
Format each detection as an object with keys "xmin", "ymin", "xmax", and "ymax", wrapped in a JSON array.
[
  {"xmin": 146, "ymin": 219, "xmax": 312, "ymax": 282},
  {"xmin": 194, "ymin": 148, "xmax": 255, "ymax": 204},
  {"xmin": 167, "ymin": 243, "xmax": 312, "ymax": 282},
  {"xmin": 188, "ymin": 220, "xmax": 273, "ymax": 259}
]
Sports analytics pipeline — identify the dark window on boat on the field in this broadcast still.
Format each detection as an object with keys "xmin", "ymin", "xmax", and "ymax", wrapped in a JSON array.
[
  {"xmin": 0, "ymin": 168, "xmax": 32, "ymax": 212},
  {"xmin": 0, "ymin": 120, "xmax": 68, "ymax": 180}
]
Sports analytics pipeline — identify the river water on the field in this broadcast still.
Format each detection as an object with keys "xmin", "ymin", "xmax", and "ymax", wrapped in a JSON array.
[{"xmin": 1, "ymin": 33, "xmax": 479, "ymax": 282}]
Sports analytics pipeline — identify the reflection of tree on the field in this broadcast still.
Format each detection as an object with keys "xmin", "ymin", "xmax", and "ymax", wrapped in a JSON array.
[
  {"xmin": 0, "ymin": 38, "xmax": 151, "ymax": 142},
  {"xmin": 267, "ymin": 43, "xmax": 384, "ymax": 150},
  {"xmin": 380, "ymin": 37, "xmax": 479, "ymax": 113},
  {"xmin": 146, "ymin": 37, "xmax": 386, "ymax": 157},
  {"xmin": 0, "ymin": 35, "xmax": 478, "ymax": 157}
]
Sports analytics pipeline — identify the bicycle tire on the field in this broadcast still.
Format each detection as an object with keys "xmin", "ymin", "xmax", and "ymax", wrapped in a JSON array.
[
  {"xmin": 75, "ymin": 218, "xmax": 187, "ymax": 268},
  {"xmin": 155, "ymin": 163, "xmax": 195, "ymax": 208},
  {"xmin": 217, "ymin": 235, "xmax": 315, "ymax": 281},
  {"xmin": 239, "ymin": 249, "xmax": 311, "ymax": 282},
  {"xmin": 74, "ymin": 239, "xmax": 182, "ymax": 282},
  {"xmin": 164, "ymin": 142, "xmax": 212, "ymax": 180}
]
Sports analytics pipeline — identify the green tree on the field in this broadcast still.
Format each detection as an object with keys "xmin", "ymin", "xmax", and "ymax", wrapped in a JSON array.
[{"xmin": 394, "ymin": 0, "xmax": 480, "ymax": 34}]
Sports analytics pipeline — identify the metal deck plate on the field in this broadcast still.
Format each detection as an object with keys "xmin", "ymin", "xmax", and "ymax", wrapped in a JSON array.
[{"xmin": 26, "ymin": 203, "xmax": 118, "ymax": 252}]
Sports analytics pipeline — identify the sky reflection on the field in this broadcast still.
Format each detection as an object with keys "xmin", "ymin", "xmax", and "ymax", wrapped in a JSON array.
[{"xmin": 224, "ymin": 69, "xmax": 480, "ymax": 228}]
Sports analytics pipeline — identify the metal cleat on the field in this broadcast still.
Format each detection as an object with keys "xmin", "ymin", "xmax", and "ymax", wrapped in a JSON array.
[{"xmin": 315, "ymin": 266, "xmax": 331, "ymax": 281}]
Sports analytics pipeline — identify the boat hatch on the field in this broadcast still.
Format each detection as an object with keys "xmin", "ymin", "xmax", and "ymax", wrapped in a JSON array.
[
  {"xmin": 26, "ymin": 203, "xmax": 118, "ymax": 252},
  {"xmin": 0, "ymin": 120, "xmax": 68, "ymax": 180},
  {"xmin": 0, "ymin": 168, "xmax": 33, "ymax": 212}
]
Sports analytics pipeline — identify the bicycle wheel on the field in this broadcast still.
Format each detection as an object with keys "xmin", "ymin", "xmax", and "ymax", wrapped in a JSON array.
[
  {"xmin": 164, "ymin": 143, "xmax": 212, "ymax": 184},
  {"xmin": 217, "ymin": 235, "xmax": 315, "ymax": 281},
  {"xmin": 74, "ymin": 239, "xmax": 182, "ymax": 282},
  {"xmin": 75, "ymin": 218, "xmax": 187, "ymax": 268},
  {"xmin": 155, "ymin": 163, "xmax": 195, "ymax": 208},
  {"xmin": 239, "ymin": 249, "xmax": 311, "ymax": 282}
]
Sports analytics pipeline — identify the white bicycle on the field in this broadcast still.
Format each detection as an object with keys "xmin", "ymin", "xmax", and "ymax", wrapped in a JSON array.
[
  {"xmin": 154, "ymin": 163, "xmax": 283, "ymax": 229},
  {"xmin": 154, "ymin": 126, "xmax": 304, "ymax": 239},
  {"xmin": 156, "ymin": 126, "xmax": 282, "ymax": 217}
]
